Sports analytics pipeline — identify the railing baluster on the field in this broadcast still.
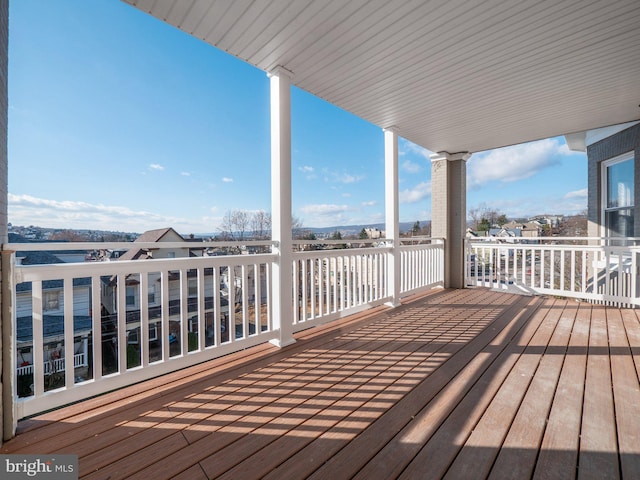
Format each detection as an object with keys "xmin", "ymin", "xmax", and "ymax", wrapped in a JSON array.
[
  {"xmin": 63, "ymin": 277, "xmax": 74, "ymax": 388},
  {"xmin": 91, "ymin": 276, "xmax": 102, "ymax": 381},
  {"xmin": 161, "ymin": 270, "xmax": 170, "ymax": 359},
  {"xmin": 196, "ymin": 267, "xmax": 205, "ymax": 350},
  {"xmin": 140, "ymin": 272, "xmax": 150, "ymax": 366},
  {"xmin": 116, "ymin": 273, "xmax": 127, "ymax": 373}
]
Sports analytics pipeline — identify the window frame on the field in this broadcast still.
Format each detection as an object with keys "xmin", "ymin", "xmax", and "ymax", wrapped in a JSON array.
[{"xmin": 601, "ymin": 152, "xmax": 634, "ymax": 240}]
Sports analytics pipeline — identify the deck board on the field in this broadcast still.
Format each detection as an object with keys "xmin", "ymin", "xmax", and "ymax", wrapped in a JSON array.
[
  {"xmin": 533, "ymin": 303, "xmax": 591, "ymax": 480},
  {"xmin": 489, "ymin": 301, "xmax": 577, "ymax": 480},
  {"xmin": 2, "ymin": 288, "xmax": 639, "ymax": 480},
  {"xmin": 608, "ymin": 308, "xmax": 640, "ymax": 479},
  {"xmin": 579, "ymin": 305, "xmax": 620, "ymax": 480}
]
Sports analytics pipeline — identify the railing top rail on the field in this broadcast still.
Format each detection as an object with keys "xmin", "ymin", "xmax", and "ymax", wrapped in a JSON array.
[
  {"xmin": 291, "ymin": 238, "xmax": 386, "ymax": 246},
  {"xmin": 291, "ymin": 237, "xmax": 443, "ymax": 246},
  {"xmin": 14, "ymin": 252, "xmax": 278, "ymax": 282},
  {"xmin": 467, "ymin": 236, "xmax": 640, "ymax": 243},
  {"xmin": 3, "ymin": 240, "xmax": 277, "ymax": 252},
  {"xmin": 292, "ymin": 245, "xmax": 391, "ymax": 258},
  {"xmin": 400, "ymin": 236, "xmax": 444, "ymax": 244}
]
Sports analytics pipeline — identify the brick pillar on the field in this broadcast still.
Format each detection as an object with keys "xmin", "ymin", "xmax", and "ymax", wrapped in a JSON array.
[{"xmin": 431, "ymin": 151, "xmax": 471, "ymax": 289}]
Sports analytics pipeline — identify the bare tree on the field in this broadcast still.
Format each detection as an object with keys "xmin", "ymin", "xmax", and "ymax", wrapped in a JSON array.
[
  {"xmin": 250, "ymin": 210, "xmax": 272, "ymax": 239},
  {"xmin": 468, "ymin": 203, "xmax": 505, "ymax": 230},
  {"xmin": 219, "ymin": 210, "xmax": 250, "ymax": 241},
  {"xmin": 292, "ymin": 216, "xmax": 309, "ymax": 239}
]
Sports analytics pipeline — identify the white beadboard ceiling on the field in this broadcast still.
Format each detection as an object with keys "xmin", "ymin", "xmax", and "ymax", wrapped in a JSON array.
[{"xmin": 125, "ymin": 0, "xmax": 640, "ymax": 154}]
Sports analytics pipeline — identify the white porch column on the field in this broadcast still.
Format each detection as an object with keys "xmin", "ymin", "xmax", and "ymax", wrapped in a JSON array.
[
  {"xmin": 384, "ymin": 127, "xmax": 400, "ymax": 307},
  {"xmin": 430, "ymin": 151, "xmax": 471, "ymax": 289},
  {"xmin": 268, "ymin": 66, "xmax": 295, "ymax": 348}
]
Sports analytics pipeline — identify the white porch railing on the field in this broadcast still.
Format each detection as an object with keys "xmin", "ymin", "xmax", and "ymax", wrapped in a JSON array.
[
  {"xmin": 11, "ymin": 242, "xmax": 278, "ymax": 419},
  {"xmin": 466, "ymin": 237, "xmax": 640, "ymax": 307},
  {"xmin": 400, "ymin": 238, "xmax": 445, "ymax": 295},
  {"xmin": 292, "ymin": 244, "xmax": 391, "ymax": 329},
  {"xmin": 8, "ymin": 238, "xmax": 444, "ymax": 419}
]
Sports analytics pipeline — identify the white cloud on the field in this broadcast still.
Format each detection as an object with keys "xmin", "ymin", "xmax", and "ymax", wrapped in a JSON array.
[
  {"xmin": 564, "ymin": 188, "xmax": 587, "ymax": 199},
  {"xmin": 222, "ymin": 177, "xmax": 233, "ymax": 183},
  {"xmin": 401, "ymin": 160, "xmax": 422, "ymax": 174},
  {"xmin": 468, "ymin": 138, "xmax": 565, "ymax": 188},
  {"xmin": 148, "ymin": 163, "xmax": 165, "ymax": 171},
  {"xmin": 8, "ymin": 194, "xmax": 210, "ymax": 233},
  {"xmin": 181, "ymin": 171, "xmax": 191, "ymax": 177},
  {"xmin": 299, "ymin": 204, "xmax": 351, "ymax": 227},
  {"xmin": 299, "ymin": 165, "xmax": 317, "ymax": 180},
  {"xmin": 334, "ymin": 172, "xmax": 365, "ymax": 184},
  {"xmin": 300, "ymin": 204, "xmax": 349, "ymax": 216},
  {"xmin": 361, "ymin": 200, "xmax": 377, "ymax": 207},
  {"xmin": 399, "ymin": 181, "xmax": 431, "ymax": 203},
  {"xmin": 399, "ymin": 138, "xmax": 433, "ymax": 160},
  {"xmin": 322, "ymin": 168, "xmax": 365, "ymax": 184}
]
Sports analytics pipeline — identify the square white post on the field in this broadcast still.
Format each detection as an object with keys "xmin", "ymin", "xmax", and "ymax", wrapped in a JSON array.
[
  {"xmin": 268, "ymin": 66, "xmax": 295, "ymax": 347},
  {"xmin": 384, "ymin": 127, "xmax": 400, "ymax": 306}
]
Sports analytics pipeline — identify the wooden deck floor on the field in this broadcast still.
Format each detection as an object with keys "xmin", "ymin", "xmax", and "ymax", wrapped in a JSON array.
[{"xmin": 3, "ymin": 288, "xmax": 640, "ymax": 479}]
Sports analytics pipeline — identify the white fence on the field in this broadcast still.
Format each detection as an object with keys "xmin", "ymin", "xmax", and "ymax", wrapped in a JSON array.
[
  {"xmin": 16, "ymin": 353, "xmax": 87, "ymax": 377},
  {"xmin": 292, "ymin": 245, "xmax": 391, "ymax": 329},
  {"xmin": 400, "ymin": 239, "xmax": 444, "ymax": 295},
  {"xmin": 466, "ymin": 237, "xmax": 640, "ymax": 307},
  {"xmin": 9, "ymin": 238, "xmax": 444, "ymax": 418}
]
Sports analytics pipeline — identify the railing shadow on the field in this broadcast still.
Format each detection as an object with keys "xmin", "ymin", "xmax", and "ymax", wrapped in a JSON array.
[{"xmin": 2, "ymin": 289, "xmax": 638, "ymax": 479}]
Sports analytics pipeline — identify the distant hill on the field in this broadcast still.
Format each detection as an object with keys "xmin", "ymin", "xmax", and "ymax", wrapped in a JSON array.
[{"xmin": 305, "ymin": 221, "xmax": 430, "ymax": 238}]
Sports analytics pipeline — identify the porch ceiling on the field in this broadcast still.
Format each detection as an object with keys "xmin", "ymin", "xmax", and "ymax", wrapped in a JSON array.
[{"xmin": 125, "ymin": 0, "xmax": 640, "ymax": 154}]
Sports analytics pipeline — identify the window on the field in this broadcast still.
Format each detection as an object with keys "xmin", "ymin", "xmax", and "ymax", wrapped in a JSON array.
[
  {"xmin": 188, "ymin": 279, "xmax": 198, "ymax": 297},
  {"xmin": 126, "ymin": 286, "xmax": 136, "ymax": 306},
  {"xmin": 148, "ymin": 285, "xmax": 156, "ymax": 305},
  {"xmin": 603, "ymin": 154, "xmax": 634, "ymax": 239},
  {"xmin": 43, "ymin": 291, "xmax": 60, "ymax": 312},
  {"xmin": 149, "ymin": 323, "xmax": 158, "ymax": 341}
]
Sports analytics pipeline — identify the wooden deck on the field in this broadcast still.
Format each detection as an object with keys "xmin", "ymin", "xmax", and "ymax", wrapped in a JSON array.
[{"xmin": 3, "ymin": 288, "xmax": 640, "ymax": 479}]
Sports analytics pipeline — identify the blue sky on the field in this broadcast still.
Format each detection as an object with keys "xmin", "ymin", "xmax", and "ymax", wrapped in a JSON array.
[{"xmin": 8, "ymin": 1, "xmax": 588, "ymax": 235}]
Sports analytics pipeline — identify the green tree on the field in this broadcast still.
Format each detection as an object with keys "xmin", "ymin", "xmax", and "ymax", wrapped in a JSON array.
[
  {"xmin": 477, "ymin": 218, "xmax": 491, "ymax": 232},
  {"xmin": 359, "ymin": 228, "xmax": 368, "ymax": 239}
]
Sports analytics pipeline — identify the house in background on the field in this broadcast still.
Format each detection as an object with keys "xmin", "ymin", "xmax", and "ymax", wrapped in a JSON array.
[
  {"xmin": 101, "ymin": 227, "xmax": 271, "ymax": 369},
  {"xmin": 500, "ymin": 221, "xmax": 541, "ymax": 239},
  {"xmin": 15, "ymin": 274, "xmax": 92, "ymax": 397}
]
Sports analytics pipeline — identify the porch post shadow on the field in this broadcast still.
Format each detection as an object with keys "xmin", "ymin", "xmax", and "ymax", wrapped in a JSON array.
[
  {"xmin": 431, "ymin": 151, "xmax": 471, "ymax": 289},
  {"xmin": 268, "ymin": 66, "xmax": 296, "ymax": 348}
]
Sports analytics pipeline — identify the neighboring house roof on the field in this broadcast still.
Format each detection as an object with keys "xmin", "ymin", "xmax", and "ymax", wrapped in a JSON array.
[
  {"xmin": 488, "ymin": 228, "xmax": 521, "ymax": 238},
  {"xmin": 118, "ymin": 227, "xmax": 185, "ymax": 261},
  {"xmin": 19, "ymin": 251, "xmax": 65, "ymax": 266},
  {"xmin": 135, "ymin": 227, "xmax": 184, "ymax": 243}
]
